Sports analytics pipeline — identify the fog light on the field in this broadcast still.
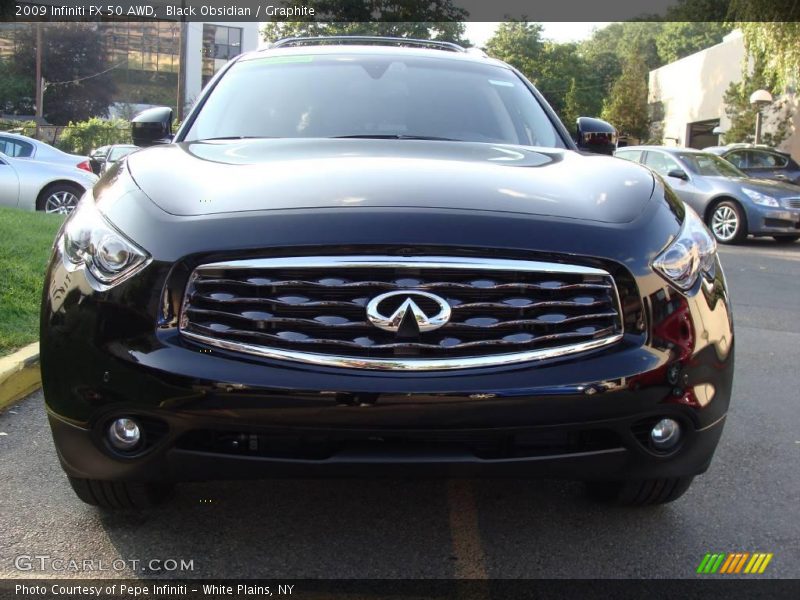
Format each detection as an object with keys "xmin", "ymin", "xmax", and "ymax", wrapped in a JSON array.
[
  {"xmin": 108, "ymin": 418, "xmax": 141, "ymax": 451},
  {"xmin": 650, "ymin": 418, "xmax": 681, "ymax": 451}
]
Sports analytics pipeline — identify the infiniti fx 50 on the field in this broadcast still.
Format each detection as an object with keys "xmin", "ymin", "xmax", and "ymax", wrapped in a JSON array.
[{"xmin": 42, "ymin": 38, "xmax": 734, "ymax": 508}]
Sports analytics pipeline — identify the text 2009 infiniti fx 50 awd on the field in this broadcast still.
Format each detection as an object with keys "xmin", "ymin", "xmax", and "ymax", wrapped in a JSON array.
[{"xmin": 41, "ymin": 38, "xmax": 733, "ymax": 508}]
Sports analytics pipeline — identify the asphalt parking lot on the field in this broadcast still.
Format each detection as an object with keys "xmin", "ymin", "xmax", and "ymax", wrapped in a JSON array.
[{"xmin": 1, "ymin": 239, "xmax": 798, "ymax": 580}]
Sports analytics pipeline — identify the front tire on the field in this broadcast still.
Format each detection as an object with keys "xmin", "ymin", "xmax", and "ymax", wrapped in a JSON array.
[
  {"xmin": 585, "ymin": 476, "xmax": 694, "ymax": 506},
  {"xmin": 709, "ymin": 200, "xmax": 747, "ymax": 244},
  {"xmin": 37, "ymin": 182, "xmax": 83, "ymax": 215},
  {"xmin": 67, "ymin": 476, "xmax": 173, "ymax": 509}
]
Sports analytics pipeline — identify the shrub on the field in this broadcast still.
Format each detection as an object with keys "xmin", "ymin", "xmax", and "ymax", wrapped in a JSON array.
[{"xmin": 56, "ymin": 117, "xmax": 131, "ymax": 154}]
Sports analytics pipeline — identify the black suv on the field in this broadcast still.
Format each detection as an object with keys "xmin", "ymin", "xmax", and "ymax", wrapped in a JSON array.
[{"xmin": 41, "ymin": 38, "xmax": 734, "ymax": 508}]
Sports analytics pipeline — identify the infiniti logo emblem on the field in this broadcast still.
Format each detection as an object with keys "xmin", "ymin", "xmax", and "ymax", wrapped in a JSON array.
[{"xmin": 366, "ymin": 290, "xmax": 452, "ymax": 334}]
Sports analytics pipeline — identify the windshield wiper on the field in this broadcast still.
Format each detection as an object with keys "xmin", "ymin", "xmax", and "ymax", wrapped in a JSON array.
[{"xmin": 331, "ymin": 134, "xmax": 463, "ymax": 141}]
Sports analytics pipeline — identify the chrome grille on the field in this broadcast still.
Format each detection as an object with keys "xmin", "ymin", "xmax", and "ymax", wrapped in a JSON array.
[
  {"xmin": 179, "ymin": 256, "xmax": 624, "ymax": 370},
  {"xmin": 784, "ymin": 198, "xmax": 800, "ymax": 209}
]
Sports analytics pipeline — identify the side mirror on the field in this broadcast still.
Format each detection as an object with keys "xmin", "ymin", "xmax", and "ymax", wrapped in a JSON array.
[
  {"xmin": 575, "ymin": 117, "xmax": 617, "ymax": 156},
  {"xmin": 131, "ymin": 107, "xmax": 174, "ymax": 148},
  {"xmin": 667, "ymin": 168, "xmax": 689, "ymax": 181}
]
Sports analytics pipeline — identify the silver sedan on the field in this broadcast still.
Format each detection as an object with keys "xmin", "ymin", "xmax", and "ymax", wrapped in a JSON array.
[
  {"xmin": 616, "ymin": 146, "xmax": 800, "ymax": 244},
  {"xmin": 0, "ymin": 151, "xmax": 98, "ymax": 214},
  {"xmin": 0, "ymin": 131, "xmax": 92, "ymax": 171}
]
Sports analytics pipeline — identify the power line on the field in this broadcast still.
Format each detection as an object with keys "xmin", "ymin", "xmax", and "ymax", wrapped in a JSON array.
[{"xmin": 45, "ymin": 60, "xmax": 128, "ymax": 87}]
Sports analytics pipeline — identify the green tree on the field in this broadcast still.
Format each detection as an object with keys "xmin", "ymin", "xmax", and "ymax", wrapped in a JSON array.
[
  {"xmin": 729, "ymin": 1, "xmax": 800, "ymax": 90},
  {"xmin": 56, "ymin": 117, "xmax": 131, "ymax": 154},
  {"xmin": 578, "ymin": 21, "xmax": 664, "ymax": 118},
  {"xmin": 263, "ymin": 21, "xmax": 468, "ymax": 44},
  {"xmin": 535, "ymin": 42, "xmax": 585, "ymax": 118},
  {"xmin": 721, "ymin": 68, "xmax": 792, "ymax": 146},
  {"xmin": 261, "ymin": 1, "xmax": 468, "ymax": 44},
  {"xmin": 600, "ymin": 47, "xmax": 650, "ymax": 140},
  {"xmin": 0, "ymin": 58, "xmax": 32, "ymax": 116},
  {"xmin": 484, "ymin": 22, "xmax": 544, "ymax": 81},
  {"xmin": 655, "ymin": 22, "xmax": 732, "ymax": 63},
  {"xmin": 664, "ymin": 0, "xmax": 731, "ymax": 21},
  {"xmin": 10, "ymin": 24, "xmax": 118, "ymax": 124},
  {"xmin": 561, "ymin": 78, "xmax": 582, "ymax": 134}
]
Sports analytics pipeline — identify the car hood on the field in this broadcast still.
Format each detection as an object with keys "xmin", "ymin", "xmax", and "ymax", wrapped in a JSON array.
[{"xmin": 125, "ymin": 139, "xmax": 655, "ymax": 224}]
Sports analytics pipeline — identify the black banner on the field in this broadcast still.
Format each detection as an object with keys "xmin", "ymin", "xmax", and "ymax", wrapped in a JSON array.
[
  {"xmin": 2, "ymin": 579, "xmax": 800, "ymax": 600},
  {"xmin": 6, "ymin": 0, "xmax": 800, "ymax": 23}
]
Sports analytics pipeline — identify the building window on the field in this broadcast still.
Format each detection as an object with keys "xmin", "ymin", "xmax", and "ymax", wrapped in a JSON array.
[{"xmin": 202, "ymin": 25, "xmax": 243, "ymax": 88}]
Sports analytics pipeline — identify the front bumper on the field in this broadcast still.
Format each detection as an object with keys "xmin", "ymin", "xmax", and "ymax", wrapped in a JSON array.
[
  {"xmin": 745, "ymin": 204, "xmax": 800, "ymax": 235},
  {"xmin": 41, "ymin": 189, "xmax": 735, "ymax": 484},
  {"xmin": 41, "ymin": 257, "xmax": 734, "ymax": 484},
  {"xmin": 48, "ymin": 406, "xmax": 728, "ymax": 481}
]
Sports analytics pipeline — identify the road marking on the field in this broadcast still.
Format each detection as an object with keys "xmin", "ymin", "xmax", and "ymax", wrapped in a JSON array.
[{"xmin": 447, "ymin": 479, "xmax": 489, "ymax": 580}]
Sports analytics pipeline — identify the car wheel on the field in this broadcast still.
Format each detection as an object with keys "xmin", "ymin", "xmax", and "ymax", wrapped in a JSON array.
[
  {"xmin": 709, "ymin": 201, "xmax": 747, "ymax": 244},
  {"xmin": 585, "ymin": 476, "xmax": 694, "ymax": 506},
  {"xmin": 67, "ymin": 476, "xmax": 173, "ymax": 509},
  {"xmin": 38, "ymin": 183, "xmax": 83, "ymax": 215},
  {"xmin": 772, "ymin": 235, "xmax": 800, "ymax": 244}
]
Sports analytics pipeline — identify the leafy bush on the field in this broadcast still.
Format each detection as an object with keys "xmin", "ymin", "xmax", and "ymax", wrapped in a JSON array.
[
  {"xmin": 56, "ymin": 117, "xmax": 131, "ymax": 154},
  {"xmin": 0, "ymin": 119, "xmax": 38, "ymax": 136}
]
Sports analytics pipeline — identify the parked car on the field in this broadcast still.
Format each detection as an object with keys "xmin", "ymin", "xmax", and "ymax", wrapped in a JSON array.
[
  {"xmin": 0, "ymin": 151, "xmax": 97, "ymax": 213},
  {"xmin": 42, "ymin": 38, "xmax": 734, "ymax": 510},
  {"xmin": 88, "ymin": 145, "xmax": 111, "ymax": 175},
  {"xmin": 100, "ymin": 144, "xmax": 138, "ymax": 174},
  {"xmin": 705, "ymin": 144, "xmax": 800, "ymax": 186},
  {"xmin": 0, "ymin": 132, "xmax": 93, "ymax": 173},
  {"xmin": 616, "ymin": 146, "xmax": 800, "ymax": 244}
]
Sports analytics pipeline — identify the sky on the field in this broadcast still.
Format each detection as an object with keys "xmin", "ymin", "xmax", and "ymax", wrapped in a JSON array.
[
  {"xmin": 257, "ymin": 23, "xmax": 612, "ymax": 49},
  {"xmin": 465, "ymin": 22, "xmax": 611, "ymax": 47}
]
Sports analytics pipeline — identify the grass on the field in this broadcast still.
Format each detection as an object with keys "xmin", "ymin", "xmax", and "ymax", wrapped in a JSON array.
[{"xmin": 0, "ymin": 207, "xmax": 64, "ymax": 356}]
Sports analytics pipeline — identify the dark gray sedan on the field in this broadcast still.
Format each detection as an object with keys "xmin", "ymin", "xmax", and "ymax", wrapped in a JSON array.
[
  {"xmin": 616, "ymin": 146, "xmax": 800, "ymax": 243},
  {"xmin": 705, "ymin": 144, "xmax": 800, "ymax": 186}
]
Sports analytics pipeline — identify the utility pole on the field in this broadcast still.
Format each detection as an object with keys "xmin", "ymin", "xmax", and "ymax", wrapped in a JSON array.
[
  {"xmin": 175, "ymin": 0, "xmax": 187, "ymax": 121},
  {"xmin": 35, "ymin": 23, "xmax": 43, "ymax": 121}
]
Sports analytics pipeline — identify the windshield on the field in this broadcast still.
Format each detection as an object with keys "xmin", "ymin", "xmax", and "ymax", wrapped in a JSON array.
[
  {"xmin": 678, "ymin": 152, "xmax": 747, "ymax": 178},
  {"xmin": 184, "ymin": 53, "xmax": 564, "ymax": 148}
]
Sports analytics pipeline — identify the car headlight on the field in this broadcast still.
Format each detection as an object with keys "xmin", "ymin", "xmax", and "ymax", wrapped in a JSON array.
[
  {"xmin": 653, "ymin": 207, "xmax": 717, "ymax": 290},
  {"xmin": 742, "ymin": 187, "xmax": 779, "ymax": 207},
  {"xmin": 62, "ymin": 196, "xmax": 150, "ymax": 288}
]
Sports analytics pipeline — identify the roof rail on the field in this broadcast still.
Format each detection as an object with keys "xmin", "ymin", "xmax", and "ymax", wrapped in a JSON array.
[{"xmin": 269, "ymin": 36, "xmax": 467, "ymax": 53}]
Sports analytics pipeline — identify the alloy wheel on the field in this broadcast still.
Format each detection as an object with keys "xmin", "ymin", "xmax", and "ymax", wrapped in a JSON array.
[
  {"xmin": 44, "ymin": 190, "xmax": 80, "ymax": 214},
  {"xmin": 711, "ymin": 205, "xmax": 739, "ymax": 242}
]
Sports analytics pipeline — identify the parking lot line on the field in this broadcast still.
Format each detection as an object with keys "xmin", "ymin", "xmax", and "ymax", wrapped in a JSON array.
[{"xmin": 447, "ymin": 479, "xmax": 488, "ymax": 579}]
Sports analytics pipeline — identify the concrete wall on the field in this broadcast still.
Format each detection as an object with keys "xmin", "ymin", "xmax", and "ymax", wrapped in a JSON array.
[{"xmin": 649, "ymin": 30, "xmax": 799, "ymax": 160}]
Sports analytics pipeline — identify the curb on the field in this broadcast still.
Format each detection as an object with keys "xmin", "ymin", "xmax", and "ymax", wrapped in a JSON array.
[{"xmin": 0, "ymin": 342, "xmax": 41, "ymax": 412}]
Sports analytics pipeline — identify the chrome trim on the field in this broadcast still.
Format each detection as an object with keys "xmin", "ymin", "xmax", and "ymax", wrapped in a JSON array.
[
  {"xmin": 181, "ymin": 329, "xmax": 624, "ymax": 371},
  {"xmin": 194, "ymin": 255, "xmax": 611, "ymax": 276},
  {"xmin": 181, "ymin": 255, "xmax": 624, "ymax": 371},
  {"xmin": 366, "ymin": 290, "xmax": 452, "ymax": 333}
]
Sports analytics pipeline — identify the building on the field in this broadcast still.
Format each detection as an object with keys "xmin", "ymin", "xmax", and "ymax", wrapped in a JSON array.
[
  {"xmin": 648, "ymin": 30, "xmax": 799, "ymax": 160},
  {"xmin": 187, "ymin": 22, "xmax": 259, "ymax": 106},
  {"xmin": 0, "ymin": 20, "xmax": 259, "ymax": 117}
]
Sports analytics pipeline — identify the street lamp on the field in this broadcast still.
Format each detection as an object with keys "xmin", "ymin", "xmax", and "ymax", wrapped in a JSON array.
[{"xmin": 749, "ymin": 89, "xmax": 773, "ymax": 145}]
